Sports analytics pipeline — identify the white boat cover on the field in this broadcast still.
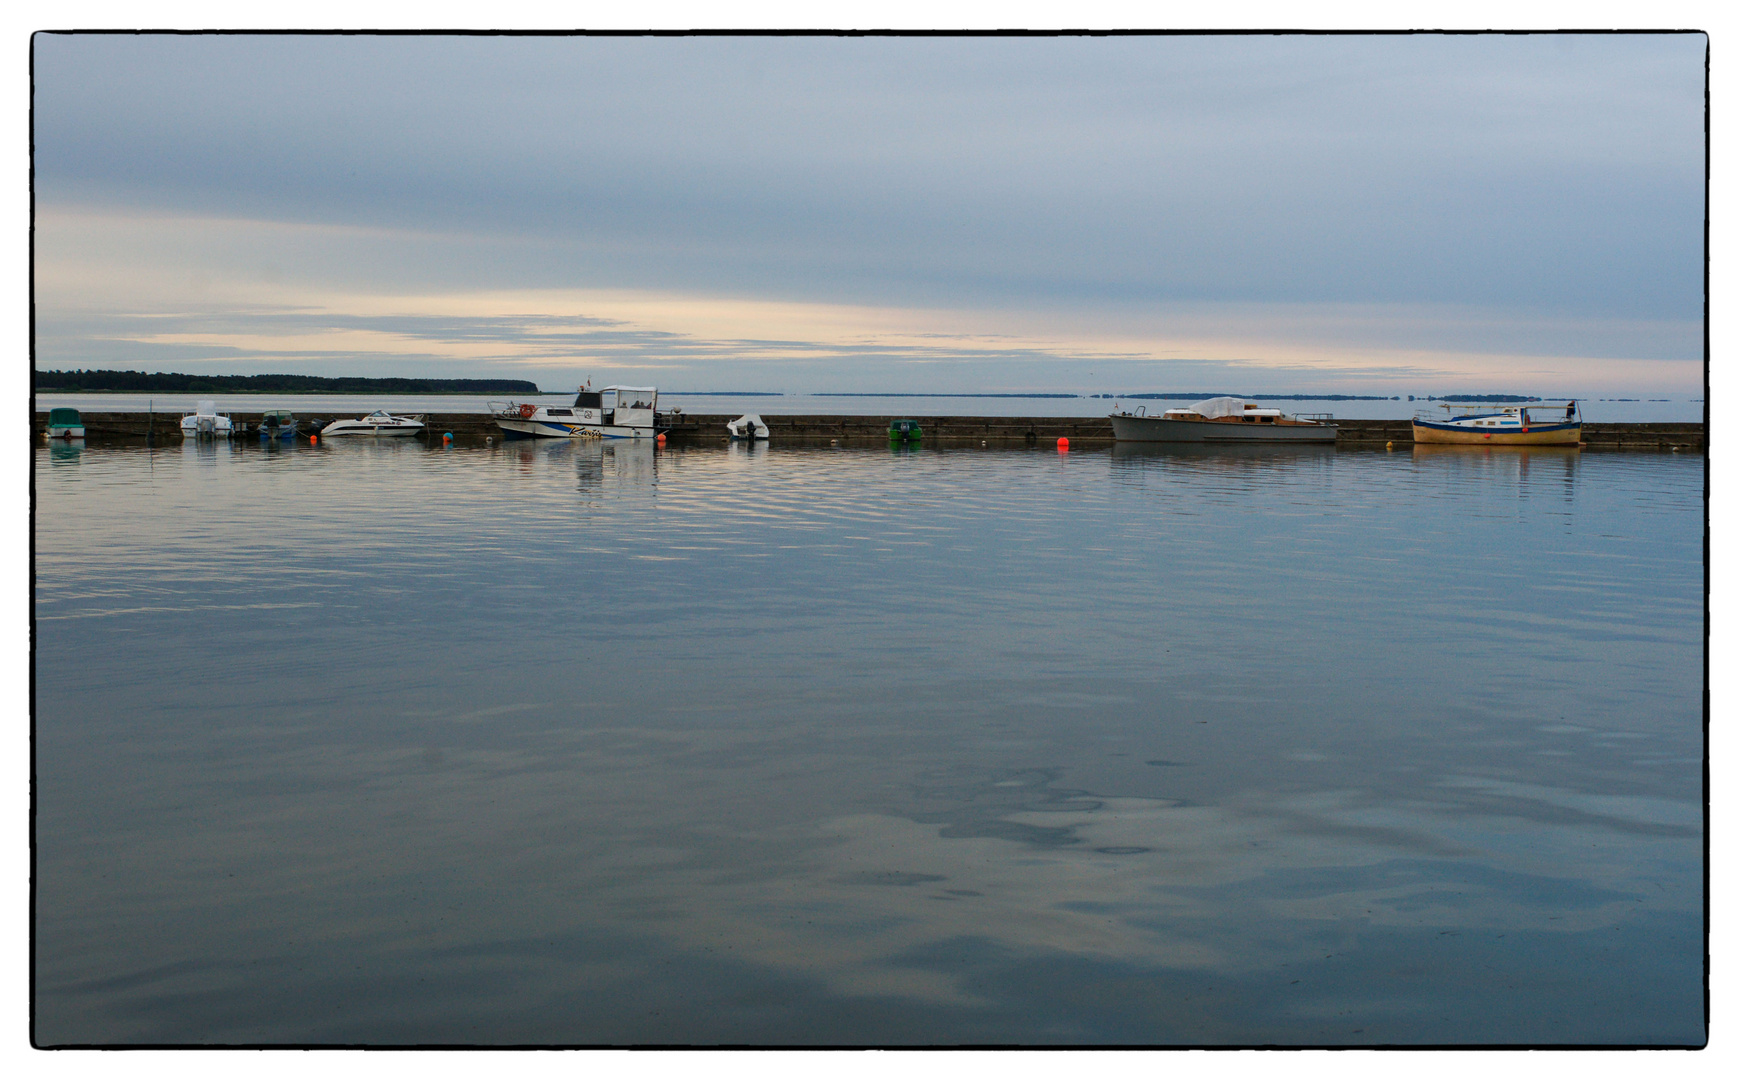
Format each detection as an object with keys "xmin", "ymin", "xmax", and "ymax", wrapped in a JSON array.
[
  {"xmin": 1190, "ymin": 396, "xmax": 1254, "ymax": 418},
  {"xmin": 728, "ymin": 413, "xmax": 769, "ymax": 437}
]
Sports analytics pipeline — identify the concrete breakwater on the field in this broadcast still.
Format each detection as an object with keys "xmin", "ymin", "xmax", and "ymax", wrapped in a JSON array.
[{"xmin": 35, "ymin": 411, "xmax": 1706, "ymax": 450}]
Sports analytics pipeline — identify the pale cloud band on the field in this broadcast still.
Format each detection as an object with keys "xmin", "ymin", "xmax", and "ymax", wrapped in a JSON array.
[
  {"xmin": 35, "ymin": 205, "xmax": 1700, "ymax": 394},
  {"xmin": 32, "ymin": 33, "xmax": 1706, "ymax": 395}
]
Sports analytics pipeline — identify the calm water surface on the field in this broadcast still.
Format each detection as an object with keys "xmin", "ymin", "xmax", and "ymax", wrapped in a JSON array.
[{"xmin": 33, "ymin": 439, "xmax": 1705, "ymax": 1045}]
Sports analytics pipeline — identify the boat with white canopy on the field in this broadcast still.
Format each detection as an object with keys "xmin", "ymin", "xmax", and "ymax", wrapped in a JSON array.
[
  {"xmin": 491, "ymin": 385, "xmax": 667, "ymax": 440},
  {"xmin": 726, "ymin": 413, "xmax": 769, "ymax": 440},
  {"xmin": 179, "ymin": 401, "xmax": 234, "ymax": 439},
  {"xmin": 1110, "ymin": 397, "xmax": 1337, "ymax": 443}
]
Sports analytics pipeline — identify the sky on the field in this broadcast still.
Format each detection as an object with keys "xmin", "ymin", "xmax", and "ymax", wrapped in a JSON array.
[{"xmin": 30, "ymin": 32, "xmax": 1708, "ymax": 395}]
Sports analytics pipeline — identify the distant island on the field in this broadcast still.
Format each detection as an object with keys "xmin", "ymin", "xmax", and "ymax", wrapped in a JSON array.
[
  {"xmin": 1107, "ymin": 393, "xmax": 1402, "ymax": 401},
  {"xmin": 1430, "ymin": 394, "xmax": 1544, "ymax": 402},
  {"xmin": 33, "ymin": 370, "xmax": 542, "ymax": 395},
  {"xmin": 817, "ymin": 393, "xmax": 1085, "ymax": 398}
]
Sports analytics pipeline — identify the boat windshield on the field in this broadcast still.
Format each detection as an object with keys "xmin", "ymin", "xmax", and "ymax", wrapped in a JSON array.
[{"xmin": 604, "ymin": 386, "xmax": 658, "ymax": 410}]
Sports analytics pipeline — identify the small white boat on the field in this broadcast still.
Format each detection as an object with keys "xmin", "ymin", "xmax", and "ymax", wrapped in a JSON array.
[
  {"xmin": 180, "ymin": 400, "xmax": 234, "ymax": 439},
  {"xmin": 727, "ymin": 413, "xmax": 769, "ymax": 440},
  {"xmin": 491, "ymin": 385, "xmax": 666, "ymax": 440},
  {"xmin": 319, "ymin": 410, "xmax": 426, "ymax": 437},
  {"xmin": 1110, "ymin": 397, "xmax": 1337, "ymax": 443}
]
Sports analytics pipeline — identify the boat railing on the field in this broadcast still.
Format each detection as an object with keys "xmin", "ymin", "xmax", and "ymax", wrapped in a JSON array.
[{"xmin": 1414, "ymin": 406, "xmax": 1499, "ymax": 421}]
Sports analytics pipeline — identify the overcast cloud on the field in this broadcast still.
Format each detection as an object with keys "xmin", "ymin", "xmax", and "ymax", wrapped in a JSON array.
[{"xmin": 31, "ymin": 33, "xmax": 1706, "ymax": 393}]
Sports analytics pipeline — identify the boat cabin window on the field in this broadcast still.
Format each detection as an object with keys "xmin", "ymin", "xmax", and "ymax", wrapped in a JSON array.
[
  {"xmin": 574, "ymin": 392, "xmax": 603, "ymax": 409},
  {"xmin": 546, "ymin": 408, "xmax": 572, "ymax": 417}
]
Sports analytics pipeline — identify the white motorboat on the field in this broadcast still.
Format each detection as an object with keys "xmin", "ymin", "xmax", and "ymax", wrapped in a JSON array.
[
  {"xmin": 180, "ymin": 400, "xmax": 234, "ymax": 439},
  {"xmin": 726, "ymin": 413, "xmax": 769, "ymax": 440},
  {"xmin": 319, "ymin": 410, "xmax": 426, "ymax": 437},
  {"xmin": 491, "ymin": 385, "xmax": 667, "ymax": 440},
  {"xmin": 1110, "ymin": 397, "xmax": 1337, "ymax": 443}
]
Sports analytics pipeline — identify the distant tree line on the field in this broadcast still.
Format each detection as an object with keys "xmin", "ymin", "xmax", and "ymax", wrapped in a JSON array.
[
  {"xmin": 34, "ymin": 370, "xmax": 542, "ymax": 394},
  {"xmin": 1433, "ymin": 394, "xmax": 1542, "ymax": 402}
]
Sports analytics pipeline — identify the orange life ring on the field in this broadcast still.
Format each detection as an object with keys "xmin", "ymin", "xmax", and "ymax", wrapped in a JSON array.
[{"xmin": 518, "ymin": 403, "xmax": 535, "ymax": 418}]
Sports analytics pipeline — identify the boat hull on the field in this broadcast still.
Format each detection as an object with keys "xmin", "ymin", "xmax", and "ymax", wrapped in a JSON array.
[
  {"xmin": 45, "ymin": 427, "xmax": 85, "ymax": 439},
  {"xmin": 1411, "ymin": 420, "xmax": 1581, "ymax": 446},
  {"xmin": 1110, "ymin": 413, "xmax": 1337, "ymax": 443},
  {"xmin": 319, "ymin": 424, "xmax": 422, "ymax": 436},
  {"xmin": 495, "ymin": 418, "xmax": 663, "ymax": 440},
  {"xmin": 179, "ymin": 420, "xmax": 233, "ymax": 437}
]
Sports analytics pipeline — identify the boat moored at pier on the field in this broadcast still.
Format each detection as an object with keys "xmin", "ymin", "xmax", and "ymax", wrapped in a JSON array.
[
  {"xmin": 491, "ymin": 386, "xmax": 667, "ymax": 440},
  {"xmin": 259, "ymin": 409, "xmax": 299, "ymax": 439},
  {"xmin": 727, "ymin": 413, "xmax": 769, "ymax": 440},
  {"xmin": 1410, "ymin": 401, "xmax": 1581, "ymax": 446},
  {"xmin": 1110, "ymin": 397, "xmax": 1337, "ymax": 443},
  {"xmin": 180, "ymin": 401, "xmax": 234, "ymax": 439},
  {"xmin": 45, "ymin": 407, "xmax": 85, "ymax": 439},
  {"xmin": 319, "ymin": 410, "xmax": 426, "ymax": 437}
]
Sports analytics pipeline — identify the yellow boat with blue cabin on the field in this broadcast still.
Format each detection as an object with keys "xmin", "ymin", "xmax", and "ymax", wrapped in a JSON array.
[{"xmin": 1411, "ymin": 401, "xmax": 1582, "ymax": 446}]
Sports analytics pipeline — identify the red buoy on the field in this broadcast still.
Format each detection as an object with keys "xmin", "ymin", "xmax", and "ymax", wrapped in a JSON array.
[{"xmin": 1057, "ymin": 437, "xmax": 1069, "ymax": 451}]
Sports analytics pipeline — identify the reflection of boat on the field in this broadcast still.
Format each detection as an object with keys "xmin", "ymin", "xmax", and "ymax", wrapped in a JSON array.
[
  {"xmin": 507, "ymin": 434, "xmax": 659, "ymax": 488},
  {"xmin": 320, "ymin": 410, "xmax": 426, "ymax": 437},
  {"xmin": 1411, "ymin": 401, "xmax": 1581, "ymax": 445},
  {"xmin": 492, "ymin": 386, "xmax": 667, "ymax": 440},
  {"xmin": 180, "ymin": 400, "xmax": 234, "ymax": 438},
  {"xmin": 1108, "ymin": 442, "xmax": 1338, "ymax": 476},
  {"xmin": 45, "ymin": 407, "xmax": 85, "ymax": 439},
  {"xmin": 727, "ymin": 413, "xmax": 769, "ymax": 440},
  {"xmin": 259, "ymin": 409, "xmax": 298, "ymax": 439},
  {"xmin": 1111, "ymin": 397, "xmax": 1337, "ymax": 442}
]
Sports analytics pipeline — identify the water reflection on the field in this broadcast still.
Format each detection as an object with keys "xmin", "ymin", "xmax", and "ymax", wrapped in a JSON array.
[
  {"xmin": 31, "ymin": 442, "xmax": 1704, "ymax": 1045},
  {"xmin": 1411, "ymin": 443, "xmax": 1581, "ymax": 482},
  {"xmin": 1108, "ymin": 441, "xmax": 1338, "ymax": 477}
]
